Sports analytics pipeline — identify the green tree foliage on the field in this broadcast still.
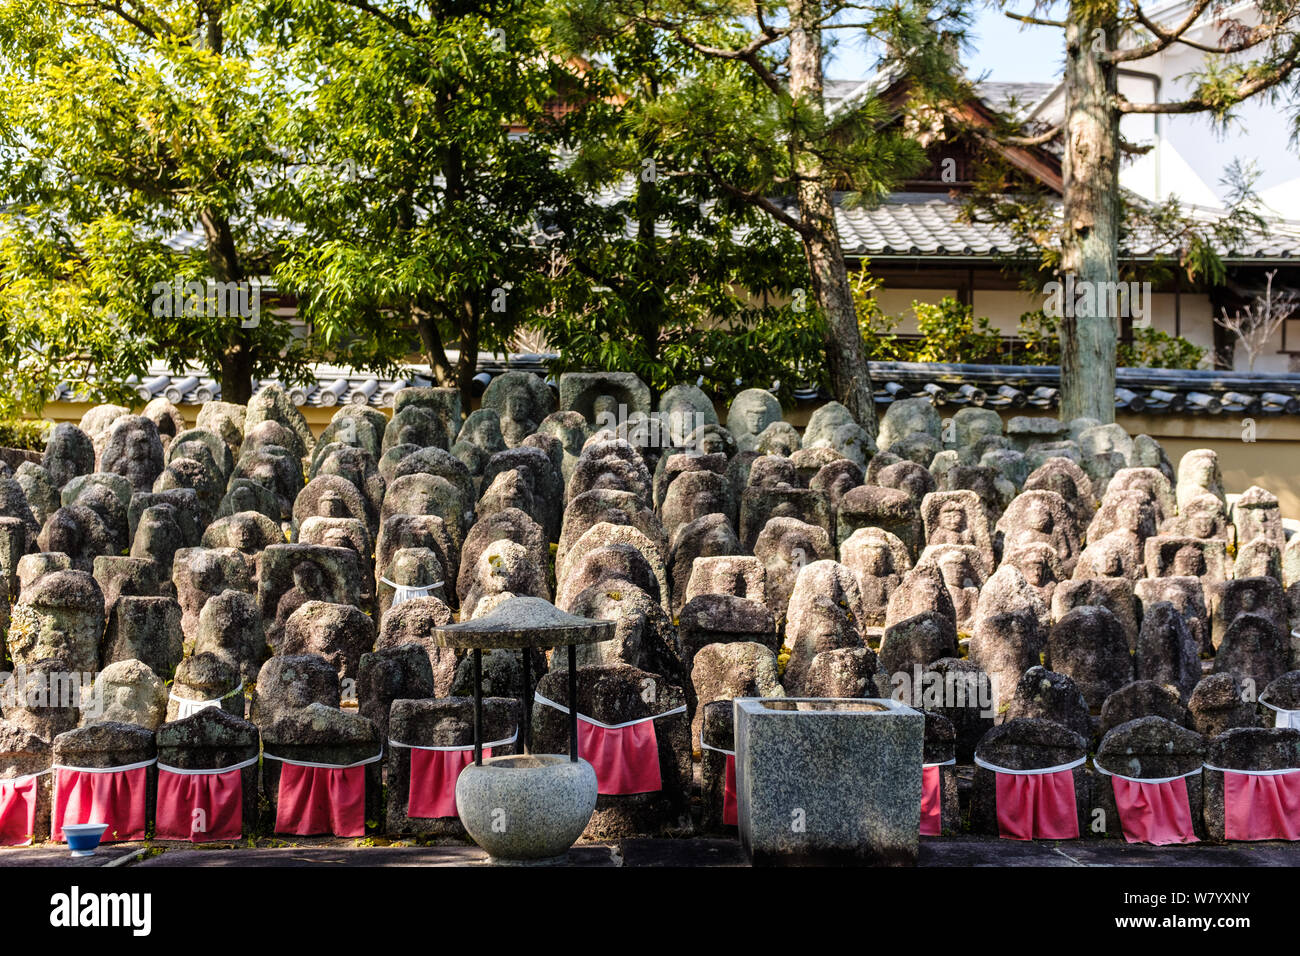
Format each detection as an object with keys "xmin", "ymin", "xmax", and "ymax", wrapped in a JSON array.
[
  {"xmin": 1118, "ymin": 326, "xmax": 1207, "ymax": 370},
  {"xmin": 262, "ymin": 0, "xmax": 592, "ymax": 409},
  {"xmin": 531, "ymin": 18, "xmax": 828, "ymax": 404},
  {"xmin": 0, "ymin": 0, "xmax": 311, "ymax": 407},
  {"xmin": 0, "ymin": 417, "xmax": 51, "ymax": 451},
  {"xmin": 544, "ymin": 0, "xmax": 972, "ymax": 432},
  {"xmin": 1015, "ymin": 309, "xmax": 1061, "ymax": 364},
  {"xmin": 853, "ymin": 268, "xmax": 908, "ymax": 362},
  {"xmin": 910, "ymin": 297, "xmax": 1002, "ymax": 363},
  {"xmin": 1016, "ymin": 309, "xmax": 1205, "ymax": 368},
  {"xmin": 854, "ymin": 264, "xmax": 1002, "ymax": 364},
  {"xmin": 0, "ymin": 222, "xmax": 155, "ymax": 418}
]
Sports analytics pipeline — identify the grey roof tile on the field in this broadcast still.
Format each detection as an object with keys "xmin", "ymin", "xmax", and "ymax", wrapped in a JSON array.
[
  {"xmin": 834, "ymin": 192, "xmax": 1300, "ymax": 260},
  {"xmin": 66, "ymin": 354, "xmax": 1300, "ymax": 417}
]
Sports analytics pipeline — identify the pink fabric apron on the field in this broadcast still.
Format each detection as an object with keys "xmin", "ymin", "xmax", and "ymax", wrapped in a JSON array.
[
  {"xmin": 976, "ymin": 754, "xmax": 1083, "ymax": 841},
  {"xmin": 535, "ymin": 694, "xmax": 685, "ymax": 796},
  {"xmin": 700, "ymin": 740, "xmax": 738, "ymax": 825},
  {"xmin": 53, "ymin": 760, "xmax": 153, "ymax": 843},
  {"xmin": 1209, "ymin": 764, "xmax": 1300, "ymax": 841},
  {"xmin": 266, "ymin": 751, "xmax": 381, "ymax": 838},
  {"xmin": 0, "ymin": 771, "xmax": 47, "ymax": 846},
  {"xmin": 1096, "ymin": 763, "xmax": 1200, "ymax": 845},
  {"xmin": 394, "ymin": 730, "xmax": 515, "ymax": 818},
  {"xmin": 579, "ymin": 721, "xmax": 661, "ymax": 794},
  {"xmin": 723, "ymin": 755, "xmax": 738, "ymax": 826},
  {"xmin": 155, "ymin": 757, "xmax": 256, "ymax": 842},
  {"xmin": 921, "ymin": 760, "xmax": 954, "ymax": 836}
]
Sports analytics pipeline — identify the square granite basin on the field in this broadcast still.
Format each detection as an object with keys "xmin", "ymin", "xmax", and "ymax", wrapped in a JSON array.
[{"xmin": 733, "ymin": 696, "xmax": 923, "ymax": 867}]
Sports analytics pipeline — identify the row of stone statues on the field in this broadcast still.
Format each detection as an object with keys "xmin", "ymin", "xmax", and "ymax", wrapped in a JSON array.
[{"xmin": 0, "ymin": 369, "xmax": 1297, "ymax": 841}]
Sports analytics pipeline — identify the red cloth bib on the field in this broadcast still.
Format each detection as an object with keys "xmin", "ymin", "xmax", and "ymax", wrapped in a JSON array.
[
  {"xmin": 1110, "ymin": 775, "xmax": 1199, "ymax": 845},
  {"xmin": 580, "ymin": 719, "xmax": 662, "ymax": 795},
  {"xmin": 53, "ymin": 766, "xmax": 149, "ymax": 843},
  {"xmin": 920, "ymin": 765, "xmax": 943, "ymax": 836},
  {"xmin": 723, "ymin": 754, "xmax": 737, "ymax": 826},
  {"xmin": 274, "ymin": 763, "xmax": 366, "ymax": 837},
  {"xmin": 1224, "ymin": 770, "xmax": 1300, "ymax": 841},
  {"xmin": 156, "ymin": 769, "xmax": 245, "ymax": 842},
  {"xmin": 408, "ymin": 747, "xmax": 493, "ymax": 819},
  {"xmin": 994, "ymin": 769, "xmax": 1079, "ymax": 840},
  {"xmin": 0, "ymin": 775, "xmax": 42, "ymax": 846}
]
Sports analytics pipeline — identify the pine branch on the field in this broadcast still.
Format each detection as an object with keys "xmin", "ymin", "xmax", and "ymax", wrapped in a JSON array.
[
  {"xmin": 997, "ymin": 123, "xmax": 1063, "ymax": 147},
  {"xmin": 1004, "ymin": 11, "xmax": 1066, "ymax": 28},
  {"xmin": 1107, "ymin": 0, "xmax": 1216, "ymax": 63},
  {"xmin": 1114, "ymin": 37, "xmax": 1300, "ymax": 114},
  {"xmin": 701, "ymin": 159, "xmax": 807, "ymax": 235},
  {"xmin": 631, "ymin": 5, "xmax": 787, "ymax": 97}
]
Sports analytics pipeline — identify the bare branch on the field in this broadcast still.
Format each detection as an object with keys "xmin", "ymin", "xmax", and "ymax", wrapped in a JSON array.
[
  {"xmin": 1214, "ymin": 270, "xmax": 1299, "ymax": 371},
  {"xmin": 53, "ymin": 0, "xmax": 159, "ymax": 38},
  {"xmin": 332, "ymin": 0, "xmax": 416, "ymax": 35}
]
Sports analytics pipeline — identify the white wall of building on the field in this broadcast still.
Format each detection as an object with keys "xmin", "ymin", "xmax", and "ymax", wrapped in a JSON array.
[{"xmin": 1115, "ymin": 1, "xmax": 1300, "ymax": 218}]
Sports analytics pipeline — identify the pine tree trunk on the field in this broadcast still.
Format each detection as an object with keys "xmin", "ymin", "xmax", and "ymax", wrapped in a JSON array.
[
  {"xmin": 1059, "ymin": 7, "xmax": 1121, "ymax": 423},
  {"xmin": 634, "ymin": 152, "xmax": 663, "ymax": 362},
  {"xmin": 787, "ymin": 0, "xmax": 878, "ymax": 436}
]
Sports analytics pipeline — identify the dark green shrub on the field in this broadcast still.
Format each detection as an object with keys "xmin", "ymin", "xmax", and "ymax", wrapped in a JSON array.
[{"xmin": 0, "ymin": 418, "xmax": 50, "ymax": 451}]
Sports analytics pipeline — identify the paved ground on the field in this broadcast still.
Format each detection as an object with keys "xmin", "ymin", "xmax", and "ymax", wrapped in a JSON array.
[
  {"xmin": 0, "ymin": 845, "xmax": 143, "ymax": 867},
  {"xmin": 5, "ymin": 835, "xmax": 1298, "ymax": 867}
]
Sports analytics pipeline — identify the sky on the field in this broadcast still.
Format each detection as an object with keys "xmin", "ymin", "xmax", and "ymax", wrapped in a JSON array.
[{"xmin": 826, "ymin": 6, "xmax": 1066, "ymax": 83}]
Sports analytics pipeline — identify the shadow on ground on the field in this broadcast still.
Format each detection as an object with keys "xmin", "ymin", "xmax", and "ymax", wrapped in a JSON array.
[{"xmin": 5, "ymin": 835, "xmax": 1297, "ymax": 867}]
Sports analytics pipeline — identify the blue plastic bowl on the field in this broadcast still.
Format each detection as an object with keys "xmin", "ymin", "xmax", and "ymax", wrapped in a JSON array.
[{"xmin": 64, "ymin": 822, "xmax": 109, "ymax": 856}]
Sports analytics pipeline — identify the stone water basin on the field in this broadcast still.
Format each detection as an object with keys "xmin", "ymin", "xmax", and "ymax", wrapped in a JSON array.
[{"xmin": 734, "ymin": 696, "xmax": 924, "ymax": 866}]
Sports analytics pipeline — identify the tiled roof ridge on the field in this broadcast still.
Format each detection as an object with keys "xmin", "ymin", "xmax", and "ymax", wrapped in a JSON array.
[
  {"xmin": 54, "ymin": 356, "xmax": 1300, "ymax": 417},
  {"xmin": 835, "ymin": 192, "xmax": 1300, "ymax": 260}
]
